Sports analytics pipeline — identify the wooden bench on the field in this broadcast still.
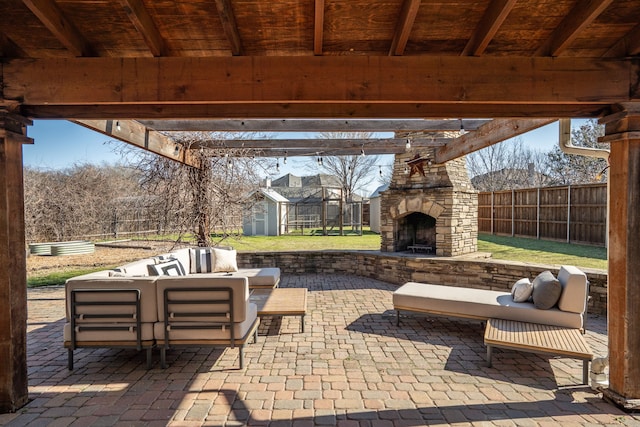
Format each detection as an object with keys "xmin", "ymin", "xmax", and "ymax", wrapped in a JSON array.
[{"xmin": 484, "ymin": 318, "xmax": 593, "ymax": 384}]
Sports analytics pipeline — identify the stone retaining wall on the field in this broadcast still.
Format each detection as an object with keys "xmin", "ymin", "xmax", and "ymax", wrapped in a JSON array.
[{"xmin": 237, "ymin": 251, "xmax": 608, "ymax": 315}]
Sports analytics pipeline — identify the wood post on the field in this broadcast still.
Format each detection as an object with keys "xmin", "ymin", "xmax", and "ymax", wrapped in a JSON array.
[
  {"xmin": 0, "ymin": 112, "xmax": 32, "ymax": 413},
  {"xmin": 600, "ymin": 104, "xmax": 640, "ymax": 410}
]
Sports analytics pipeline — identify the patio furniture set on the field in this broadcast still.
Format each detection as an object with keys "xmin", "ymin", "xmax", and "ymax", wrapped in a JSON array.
[{"xmin": 64, "ymin": 253, "xmax": 592, "ymax": 383}]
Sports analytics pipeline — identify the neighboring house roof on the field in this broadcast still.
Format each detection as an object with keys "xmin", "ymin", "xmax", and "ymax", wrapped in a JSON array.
[
  {"xmin": 369, "ymin": 183, "xmax": 389, "ymax": 198},
  {"xmin": 272, "ymin": 173, "xmax": 302, "ymax": 188},
  {"xmin": 246, "ymin": 188, "xmax": 289, "ymax": 203}
]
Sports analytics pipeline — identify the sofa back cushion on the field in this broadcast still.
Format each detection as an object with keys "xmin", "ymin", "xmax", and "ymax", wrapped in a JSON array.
[
  {"xmin": 557, "ymin": 265, "xmax": 588, "ymax": 314},
  {"xmin": 155, "ymin": 275, "xmax": 249, "ymax": 323},
  {"xmin": 65, "ymin": 276, "xmax": 159, "ymax": 322}
]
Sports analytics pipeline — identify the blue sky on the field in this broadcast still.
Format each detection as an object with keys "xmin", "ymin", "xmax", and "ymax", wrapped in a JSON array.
[{"xmin": 24, "ymin": 119, "xmax": 566, "ymax": 195}]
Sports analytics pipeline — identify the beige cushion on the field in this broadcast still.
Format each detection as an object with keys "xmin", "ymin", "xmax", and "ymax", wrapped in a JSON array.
[
  {"xmin": 214, "ymin": 268, "xmax": 281, "ymax": 288},
  {"xmin": 63, "ymin": 322, "xmax": 155, "ymax": 343},
  {"xmin": 155, "ymin": 275, "xmax": 249, "ymax": 323},
  {"xmin": 212, "ymin": 247, "xmax": 238, "ymax": 272},
  {"xmin": 117, "ymin": 258, "xmax": 157, "ymax": 276},
  {"xmin": 65, "ymin": 277, "xmax": 159, "ymax": 322},
  {"xmin": 154, "ymin": 303, "xmax": 258, "ymax": 341},
  {"xmin": 557, "ymin": 265, "xmax": 588, "ymax": 314}
]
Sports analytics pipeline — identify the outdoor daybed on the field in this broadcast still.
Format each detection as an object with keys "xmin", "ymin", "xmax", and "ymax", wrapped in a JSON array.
[
  {"xmin": 63, "ymin": 246, "xmax": 278, "ymax": 369},
  {"xmin": 393, "ymin": 265, "xmax": 588, "ymax": 329}
]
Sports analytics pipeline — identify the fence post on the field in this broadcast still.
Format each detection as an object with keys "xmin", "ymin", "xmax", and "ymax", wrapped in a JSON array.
[
  {"xmin": 511, "ymin": 189, "xmax": 515, "ymax": 237},
  {"xmin": 491, "ymin": 192, "xmax": 494, "ymax": 234},
  {"xmin": 536, "ymin": 187, "xmax": 540, "ymax": 240},
  {"xmin": 567, "ymin": 185, "xmax": 571, "ymax": 243}
]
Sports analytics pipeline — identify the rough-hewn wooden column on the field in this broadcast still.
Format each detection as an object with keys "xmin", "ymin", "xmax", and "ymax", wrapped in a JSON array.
[
  {"xmin": 0, "ymin": 112, "xmax": 31, "ymax": 413},
  {"xmin": 600, "ymin": 103, "xmax": 640, "ymax": 410}
]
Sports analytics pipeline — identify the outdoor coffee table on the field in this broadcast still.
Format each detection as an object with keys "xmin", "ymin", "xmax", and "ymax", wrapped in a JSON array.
[
  {"xmin": 250, "ymin": 288, "xmax": 307, "ymax": 332},
  {"xmin": 484, "ymin": 318, "xmax": 593, "ymax": 384}
]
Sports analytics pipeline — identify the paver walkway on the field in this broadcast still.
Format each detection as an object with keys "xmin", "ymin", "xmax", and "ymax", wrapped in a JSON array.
[{"xmin": 2, "ymin": 274, "xmax": 639, "ymax": 426}]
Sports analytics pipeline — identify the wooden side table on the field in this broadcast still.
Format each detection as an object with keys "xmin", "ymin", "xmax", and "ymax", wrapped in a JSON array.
[{"xmin": 250, "ymin": 288, "xmax": 307, "ymax": 332}]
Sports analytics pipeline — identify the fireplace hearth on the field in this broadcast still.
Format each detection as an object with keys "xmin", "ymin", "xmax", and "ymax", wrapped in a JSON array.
[{"xmin": 380, "ymin": 149, "xmax": 478, "ymax": 256}]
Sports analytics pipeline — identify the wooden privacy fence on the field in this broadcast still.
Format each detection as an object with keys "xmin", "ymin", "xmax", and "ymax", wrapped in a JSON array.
[{"xmin": 478, "ymin": 183, "xmax": 607, "ymax": 246}]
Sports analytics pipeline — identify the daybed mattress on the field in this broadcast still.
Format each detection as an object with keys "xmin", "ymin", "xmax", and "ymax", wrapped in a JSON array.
[{"xmin": 393, "ymin": 282, "xmax": 583, "ymax": 329}]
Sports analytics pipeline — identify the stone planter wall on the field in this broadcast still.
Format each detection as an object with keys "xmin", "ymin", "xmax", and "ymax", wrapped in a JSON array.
[{"xmin": 238, "ymin": 250, "xmax": 608, "ymax": 315}]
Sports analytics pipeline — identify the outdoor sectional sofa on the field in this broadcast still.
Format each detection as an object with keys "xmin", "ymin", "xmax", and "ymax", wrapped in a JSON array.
[{"xmin": 63, "ymin": 246, "xmax": 280, "ymax": 370}]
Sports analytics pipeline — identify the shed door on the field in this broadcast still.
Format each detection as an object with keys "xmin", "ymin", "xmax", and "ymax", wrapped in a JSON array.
[{"xmin": 252, "ymin": 201, "xmax": 268, "ymax": 236}]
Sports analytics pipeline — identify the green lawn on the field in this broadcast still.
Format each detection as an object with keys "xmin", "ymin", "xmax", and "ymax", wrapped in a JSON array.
[{"xmin": 28, "ymin": 231, "xmax": 607, "ymax": 287}]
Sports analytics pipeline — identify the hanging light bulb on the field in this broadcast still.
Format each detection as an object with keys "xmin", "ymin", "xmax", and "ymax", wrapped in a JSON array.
[
  {"xmin": 116, "ymin": 121, "xmax": 121, "ymax": 131},
  {"xmin": 403, "ymin": 165, "xmax": 409, "ymax": 175},
  {"xmin": 379, "ymin": 165, "xmax": 383, "ymax": 177},
  {"xmin": 284, "ymin": 151, "xmax": 288, "ymax": 165},
  {"xmin": 226, "ymin": 157, "xmax": 232, "ymax": 168},
  {"xmin": 361, "ymin": 145, "xmax": 365, "ymax": 157},
  {"xmin": 405, "ymin": 139, "xmax": 411, "ymax": 150},
  {"xmin": 320, "ymin": 156, "xmax": 324, "ymax": 166},
  {"xmin": 459, "ymin": 119, "xmax": 466, "ymax": 135},
  {"xmin": 174, "ymin": 144, "xmax": 180, "ymax": 155},
  {"xmin": 276, "ymin": 159, "xmax": 280, "ymax": 172},
  {"xmin": 348, "ymin": 165, "xmax": 352, "ymax": 173}
]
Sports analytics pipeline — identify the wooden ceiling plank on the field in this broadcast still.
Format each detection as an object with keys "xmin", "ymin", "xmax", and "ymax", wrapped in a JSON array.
[
  {"xmin": 139, "ymin": 119, "xmax": 490, "ymax": 132},
  {"xmin": 461, "ymin": 0, "xmax": 517, "ymax": 56},
  {"xmin": 435, "ymin": 118, "xmax": 556, "ymax": 163},
  {"xmin": 604, "ymin": 23, "xmax": 640, "ymax": 57},
  {"xmin": 214, "ymin": 0, "xmax": 243, "ymax": 56},
  {"xmin": 21, "ymin": 0, "xmax": 94, "ymax": 57},
  {"xmin": 119, "ymin": 0, "xmax": 167, "ymax": 57},
  {"xmin": 388, "ymin": 0, "xmax": 421, "ymax": 56},
  {"xmin": 73, "ymin": 119, "xmax": 200, "ymax": 168},
  {"xmin": 535, "ymin": 0, "xmax": 614, "ymax": 57},
  {"xmin": 314, "ymin": 0, "xmax": 325, "ymax": 55},
  {"xmin": 4, "ymin": 57, "xmax": 634, "ymax": 106}
]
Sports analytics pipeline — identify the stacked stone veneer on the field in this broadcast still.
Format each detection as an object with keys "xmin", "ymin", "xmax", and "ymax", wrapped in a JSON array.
[
  {"xmin": 380, "ymin": 149, "xmax": 478, "ymax": 256},
  {"xmin": 236, "ymin": 251, "xmax": 608, "ymax": 315}
]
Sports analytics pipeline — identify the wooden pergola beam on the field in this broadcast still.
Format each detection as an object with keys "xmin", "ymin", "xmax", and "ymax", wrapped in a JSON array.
[
  {"xmin": 21, "ymin": 0, "xmax": 94, "ymax": 57},
  {"xmin": 434, "ymin": 118, "xmax": 556, "ymax": 163},
  {"xmin": 4, "ymin": 57, "xmax": 635, "ymax": 109},
  {"xmin": 0, "ymin": 33, "xmax": 27, "ymax": 58},
  {"xmin": 535, "ymin": 0, "xmax": 614, "ymax": 57},
  {"xmin": 214, "ymin": 0, "xmax": 243, "ymax": 56},
  {"xmin": 461, "ymin": 0, "xmax": 517, "ymax": 56},
  {"xmin": 194, "ymin": 136, "xmax": 447, "ymax": 151},
  {"xmin": 314, "ymin": 0, "xmax": 325, "ymax": 55},
  {"xmin": 140, "ymin": 119, "xmax": 490, "ymax": 132},
  {"xmin": 74, "ymin": 119, "xmax": 200, "ymax": 168},
  {"xmin": 388, "ymin": 0, "xmax": 420, "ymax": 56},
  {"xmin": 119, "ymin": 0, "xmax": 167, "ymax": 57}
]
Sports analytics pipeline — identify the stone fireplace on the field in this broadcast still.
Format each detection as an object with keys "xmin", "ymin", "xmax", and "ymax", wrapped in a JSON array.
[{"xmin": 380, "ymin": 148, "xmax": 478, "ymax": 256}]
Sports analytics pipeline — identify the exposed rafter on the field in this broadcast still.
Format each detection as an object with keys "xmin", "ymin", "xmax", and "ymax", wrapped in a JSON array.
[
  {"xmin": 21, "ymin": 0, "xmax": 94, "ymax": 57},
  {"xmin": 214, "ymin": 0, "xmax": 243, "ymax": 56},
  {"xmin": 461, "ymin": 0, "xmax": 516, "ymax": 56},
  {"xmin": 314, "ymin": 0, "xmax": 325, "ymax": 55},
  {"xmin": 535, "ymin": 0, "xmax": 614, "ymax": 57},
  {"xmin": 434, "ymin": 118, "xmax": 556, "ymax": 163},
  {"xmin": 0, "ymin": 33, "xmax": 26, "ymax": 58},
  {"xmin": 604, "ymin": 22, "xmax": 640, "ymax": 57},
  {"xmin": 140, "ymin": 119, "xmax": 490, "ymax": 132},
  {"xmin": 388, "ymin": 0, "xmax": 420, "ymax": 56},
  {"xmin": 119, "ymin": 0, "xmax": 167, "ymax": 57},
  {"xmin": 73, "ymin": 119, "xmax": 200, "ymax": 168}
]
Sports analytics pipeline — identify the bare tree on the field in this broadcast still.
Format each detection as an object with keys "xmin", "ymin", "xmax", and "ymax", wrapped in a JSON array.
[
  {"xmin": 467, "ymin": 137, "xmax": 552, "ymax": 191},
  {"xmin": 304, "ymin": 132, "xmax": 380, "ymax": 199},
  {"xmin": 544, "ymin": 119, "xmax": 608, "ymax": 185}
]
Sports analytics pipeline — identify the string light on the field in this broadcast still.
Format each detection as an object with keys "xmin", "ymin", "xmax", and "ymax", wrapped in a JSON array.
[
  {"xmin": 361, "ymin": 145, "xmax": 365, "ymax": 157},
  {"xmin": 459, "ymin": 119, "xmax": 466, "ymax": 135},
  {"xmin": 403, "ymin": 165, "xmax": 409, "ymax": 175},
  {"xmin": 283, "ymin": 151, "xmax": 287, "ymax": 165},
  {"xmin": 405, "ymin": 139, "xmax": 411, "ymax": 150},
  {"xmin": 116, "ymin": 121, "xmax": 121, "ymax": 131},
  {"xmin": 227, "ymin": 158, "xmax": 232, "ymax": 168},
  {"xmin": 173, "ymin": 144, "xmax": 180, "ymax": 155},
  {"xmin": 276, "ymin": 159, "xmax": 280, "ymax": 172},
  {"xmin": 379, "ymin": 165, "xmax": 383, "ymax": 177}
]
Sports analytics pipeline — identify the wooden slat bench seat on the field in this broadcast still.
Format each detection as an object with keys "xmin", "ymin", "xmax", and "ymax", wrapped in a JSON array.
[{"xmin": 484, "ymin": 318, "xmax": 593, "ymax": 384}]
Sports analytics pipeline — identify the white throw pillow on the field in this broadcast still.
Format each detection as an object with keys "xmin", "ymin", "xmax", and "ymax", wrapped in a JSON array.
[
  {"xmin": 511, "ymin": 277, "xmax": 533, "ymax": 303},
  {"xmin": 149, "ymin": 259, "xmax": 186, "ymax": 276},
  {"xmin": 212, "ymin": 247, "xmax": 238, "ymax": 272}
]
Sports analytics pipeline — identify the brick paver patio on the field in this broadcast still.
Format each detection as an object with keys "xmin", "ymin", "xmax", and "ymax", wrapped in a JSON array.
[{"xmin": 2, "ymin": 274, "xmax": 639, "ymax": 426}]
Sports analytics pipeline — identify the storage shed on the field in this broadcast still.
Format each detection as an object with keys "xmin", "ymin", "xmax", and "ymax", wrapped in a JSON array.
[{"xmin": 243, "ymin": 188, "xmax": 289, "ymax": 236}]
